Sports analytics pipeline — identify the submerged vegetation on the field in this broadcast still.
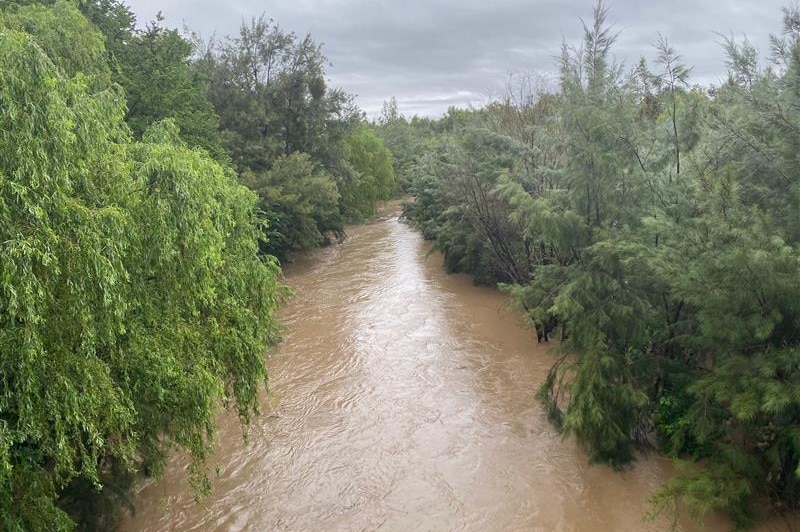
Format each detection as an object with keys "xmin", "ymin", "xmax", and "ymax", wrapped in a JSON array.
[{"xmin": 395, "ymin": 2, "xmax": 800, "ymax": 528}]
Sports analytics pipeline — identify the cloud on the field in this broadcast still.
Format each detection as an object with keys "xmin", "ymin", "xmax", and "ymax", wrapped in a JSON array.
[{"xmin": 124, "ymin": 0, "xmax": 789, "ymax": 118}]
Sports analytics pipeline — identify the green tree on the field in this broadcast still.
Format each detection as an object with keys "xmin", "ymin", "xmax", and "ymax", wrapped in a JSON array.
[
  {"xmin": 375, "ymin": 97, "xmax": 418, "ymax": 191},
  {"xmin": 400, "ymin": 2, "xmax": 800, "ymax": 527},
  {"xmin": 9, "ymin": 0, "xmax": 112, "ymax": 90},
  {"xmin": 341, "ymin": 124, "xmax": 396, "ymax": 219},
  {"xmin": 77, "ymin": 0, "xmax": 135, "ymax": 69},
  {"xmin": 114, "ymin": 15, "xmax": 227, "ymax": 159},
  {"xmin": 205, "ymin": 15, "xmax": 359, "ymax": 173},
  {"xmin": 241, "ymin": 152, "xmax": 342, "ymax": 260},
  {"xmin": 0, "ymin": 14, "xmax": 282, "ymax": 530},
  {"xmin": 201, "ymin": 14, "xmax": 377, "ymax": 256},
  {"xmin": 647, "ymin": 9, "xmax": 800, "ymax": 526}
]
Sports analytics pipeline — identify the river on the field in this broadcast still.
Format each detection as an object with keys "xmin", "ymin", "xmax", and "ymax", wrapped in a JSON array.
[{"xmin": 120, "ymin": 206, "xmax": 788, "ymax": 531}]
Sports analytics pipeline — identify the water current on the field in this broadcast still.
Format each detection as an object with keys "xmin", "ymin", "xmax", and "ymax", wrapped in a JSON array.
[{"xmin": 121, "ymin": 205, "xmax": 793, "ymax": 531}]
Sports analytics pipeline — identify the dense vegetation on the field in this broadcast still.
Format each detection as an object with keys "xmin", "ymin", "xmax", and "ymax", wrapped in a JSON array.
[
  {"xmin": 394, "ymin": 3, "xmax": 800, "ymax": 528},
  {"xmin": 3, "ymin": 0, "xmax": 799, "ymax": 528},
  {"xmin": 0, "ymin": 0, "xmax": 393, "ymax": 529}
]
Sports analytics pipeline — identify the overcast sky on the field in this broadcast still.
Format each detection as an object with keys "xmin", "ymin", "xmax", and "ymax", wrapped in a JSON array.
[{"xmin": 123, "ymin": 0, "xmax": 789, "ymax": 118}]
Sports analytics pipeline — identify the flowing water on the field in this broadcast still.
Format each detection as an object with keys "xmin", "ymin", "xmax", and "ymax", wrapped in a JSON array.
[{"xmin": 120, "ymin": 206, "xmax": 791, "ymax": 532}]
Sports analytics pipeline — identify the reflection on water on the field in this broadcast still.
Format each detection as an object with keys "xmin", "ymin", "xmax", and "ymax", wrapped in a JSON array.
[{"xmin": 120, "ymin": 207, "xmax": 760, "ymax": 531}]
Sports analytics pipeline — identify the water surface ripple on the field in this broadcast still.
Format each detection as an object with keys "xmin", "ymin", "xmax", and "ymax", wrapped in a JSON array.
[{"xmin": 121, "ymin": 209, "xmax": 748, "ymax": 532}]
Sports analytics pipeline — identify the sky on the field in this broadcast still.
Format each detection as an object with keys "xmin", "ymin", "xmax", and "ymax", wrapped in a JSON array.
[{"xmin": 123, "ymin": 0, "xmax": 790, "ymax": 118}]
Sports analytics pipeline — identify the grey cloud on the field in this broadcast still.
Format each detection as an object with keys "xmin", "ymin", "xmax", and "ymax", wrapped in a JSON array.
[{"xmin": 125, "ymin": 0, "xmax": 789, "ymax": 118}]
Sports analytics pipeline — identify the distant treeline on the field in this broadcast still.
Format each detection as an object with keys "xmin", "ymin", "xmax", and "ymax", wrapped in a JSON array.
[
  {"xmin": 0, "ymin": 0, "xmax": 393, "ymax": 529},
  {"xmin": 387, "ymin": 3, "xmax": 800, "ymax": 528}
]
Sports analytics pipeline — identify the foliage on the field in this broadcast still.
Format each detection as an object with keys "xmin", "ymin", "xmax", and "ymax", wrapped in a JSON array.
[
  {"xmin": 199, "ymin": 14, "xmax": 388, "ymax": 254},
  {"xmin": 399, "ymin": 110, "xmax": 537, "ymax": 284},
  {"xmin": 112, "ymin": 16, "xmax": 227, "ymax": 160},
  {"xmin": 1, "ymin": 0, "xmax": 392, "ymax": 529},
  {"xmin": 8, "ymin": 0, "xmax": 111, "ymax": 90},
  {"xmin": 400, "ymin": 1, "xmax": 800, "ymax": 526},
  {"xmin": 241, "ymin": 152, "xmax": 342, "ymax": 260},
  {"xmin": 0, "ymin": 13, "xmax": 281, "ymax": 530},
  {"xmin": 77, "ymin": 0, "xmax": 135, "ymax": 63},
  {"xmin": 375, "ymin": 97, "xmax": 422, "ymax": 191},
  {"xmin": 10, "ymin": 0, "xmax": 800, "ymax": 528},
  {"xmin": 340, "ymin": 125, "xmax": 396, "ymax": 219},
  {"xmin": 203, "ymin": 15, "xmax": 360, "ymax": 174}
]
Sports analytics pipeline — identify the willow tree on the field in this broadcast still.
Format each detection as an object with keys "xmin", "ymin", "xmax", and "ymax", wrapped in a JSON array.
[
  {"xmin": 9, "ymin": 0, "xmax": 112, "ymax": 89},
  {"xmin": 341, "ymin": 124, "xmax": 396, "ymax": 219},
  {"xmin": 0, "ymin": 8, "xmax": 281, "ymax": 529}
]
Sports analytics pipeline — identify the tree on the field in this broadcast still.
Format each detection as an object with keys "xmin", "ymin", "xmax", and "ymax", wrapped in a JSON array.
[
  {"xmin": 341, "ymin": 124, "xmax": 396, "ymax": 219},
  {"xmin": 241, "ymin": 152, "xmax": 342, "ymax": 260},
  {"xmin": 0, "ymin": 11, "xmax": 282, "ymax": 529},
  {"xmin": 77, "ymin": 0, "xmax": 135, "ymax": 68},
  {"xmin": 200, "ymin": 14, "xmax": 383, "ymax": 256},
  {"xmin": 375, "ymin": 97, "xmax": 427, "ymax": 192},
  {"xmin": 10, "ymin": 0, "xmax": 112, "ymax": 90},
  {"xmin": 112, "ymin": 15, "xmax": 227, "ymax": 159},
  {"xmin": 205, "ymin": 15, "xmax": 359, "ymax": 174}
]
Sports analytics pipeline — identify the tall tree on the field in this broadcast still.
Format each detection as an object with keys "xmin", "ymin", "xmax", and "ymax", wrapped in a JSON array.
[
  {"xmin": 0, "ymin": 8, "xmax": 282, "ymax": 529},
  {"xmin": 341, "ymin": 124, "xmax": 396, "ymax": 219},
  {"xmin": 113, "ymin": 15, "xmax": 227, "ymax": 159},
  {"xmin": 403, "ymin": 2, "xmax": 800, "ymax": 526},
  {"xmin": 205, "ymin": 15, "xmax": 359, "ymax": 173}
]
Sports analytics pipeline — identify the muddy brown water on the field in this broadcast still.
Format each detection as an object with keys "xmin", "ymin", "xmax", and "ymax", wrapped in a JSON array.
[{"xmin": 120, "ymin": 207, "xmax": 792, "ymax": 532}]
